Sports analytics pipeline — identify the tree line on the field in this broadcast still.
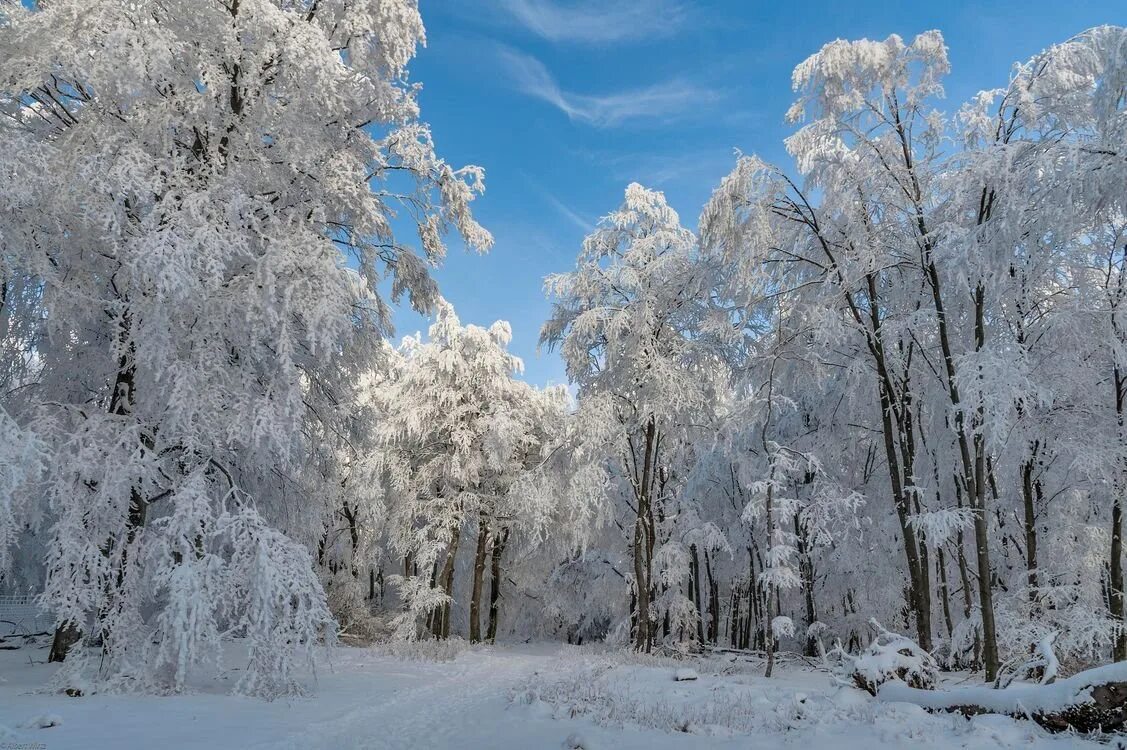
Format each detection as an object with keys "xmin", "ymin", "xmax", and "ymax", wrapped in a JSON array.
[{"xmin": 1, "ymin": 0, "xmax": 1125, "ymax": 695}]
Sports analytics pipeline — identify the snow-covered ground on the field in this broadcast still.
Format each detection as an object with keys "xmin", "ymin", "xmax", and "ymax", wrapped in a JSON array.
[{"xmin": 0, "ymin": 640, "xmax": 1109, "ymax": 749}]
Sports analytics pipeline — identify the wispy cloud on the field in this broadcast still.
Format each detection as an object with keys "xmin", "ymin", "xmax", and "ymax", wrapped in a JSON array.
[
  {"xmin": 498, "ymin": 0, "xmax": 688, "ymax": 44},
  {"xmin": 544, "ymin": 193, "xmax": 595, "ymax": 232},
  {"xmin": 498, "ymin": 48, "xmax": 718, "ymax": 127},
  {"xmin": 612, "ymin": 149, "xmax": 742, "ymax": 188},
  {"xmin": 518, "ymin": 172, "xmax": 595, "ymax": 232}
]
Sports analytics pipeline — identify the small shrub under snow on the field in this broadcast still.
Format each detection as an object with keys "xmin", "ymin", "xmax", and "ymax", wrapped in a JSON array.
[
  {"xmin": 22, "ymin": 714, "xmax": 62, "ymax": 729},
  {"xmin": 562, "ymin": 731, "xmax": 596, "ymax": 749},
  {"xmin": 834, "ymin": 619, "xmax": 938, "ymax": 696},
  {"xmin": 375, "ymin": 636, "xmax": 472, "ymax": 663}
]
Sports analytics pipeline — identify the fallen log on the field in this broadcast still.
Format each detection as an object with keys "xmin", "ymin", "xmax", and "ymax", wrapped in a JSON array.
[{"xmin": 878, "ymin": 662, "xmax": 1127, "ymax": 734}]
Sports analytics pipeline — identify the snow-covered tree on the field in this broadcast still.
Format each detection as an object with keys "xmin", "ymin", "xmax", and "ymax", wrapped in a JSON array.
[
  {"xmin": 542, "ymin": 183, "xmax": 725, "ymax": 652},
  {"xmin": 699, "ymin": 25, "xmax": 1127, "ymax": 677},
  {"xmin": 0, "ymin": 0, "xmax": 489, "ymax": 695},
  {"xmin": 371, "ymin": 301, "xmax": 569, "ymax": 642}
]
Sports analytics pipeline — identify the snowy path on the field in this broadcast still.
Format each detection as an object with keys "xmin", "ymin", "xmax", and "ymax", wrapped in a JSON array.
[
  {"xmin": 255, "ymin": 648, "xmax": 561, "ymax": 750},
  {"xmin": 0, "ymin": 643, "xmax": 1108, "ymax": 749},
  {"xmin": 0, "ymin": 644, "xmax": 752, "ymax": 749}
]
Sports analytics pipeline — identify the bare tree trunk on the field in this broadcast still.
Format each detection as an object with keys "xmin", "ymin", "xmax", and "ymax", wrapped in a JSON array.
[
  {"xmin": 1020, "ymin": 451, "xmax": 1040, "ymax": 606},
  {"xmin": 1113, "ymin": 495, "xmax": 1125, "ymax": 662},
  {"xmin": 970, "ymin": 282, "xmax": 999, "ymax": 680},
  {"xmin": 486, "ymin": 527, "xmax": 509, "ymax": 643},
  {"xmin": 704, "ymin": 549, "xmax": 718, "ymax": 643},
  {"xmin": 764, "ymin": 482, "xmax": 776, "ymax": 678},
  {"xmin": 1114, "ymin": 366, "xmax": 1127, "ymax": 661},
  {"xmin": 434, "ymin": 526, "xmax": 461, "ymax": 639},
  {"xmin": 746, "ymin": 547, "xmax": 758, "ymax": 650},
  {"xmin": 469, "ymin": 517, "xmax": 489, "ymax": 643},
  {"xmin": 937, "ymin": 546, "xmax": 954, "ymax": 639},
  {"xmin": 795, "ymin": 513, "xmax": 818, "ymax": 657},
  {"xmin": 764, "ymin": 590, "xmax": 776, "ymax": 677},
  {"xmin": 48, "ymin": 623, "xmax": 82, "ymax": 664},
  {"xmin": 425, "ymin": 560, "xmax": 439, "ymax": 634},
  {"xmin": 690, "ymin": 544, "xmax": 705, "ymax": 643},
  {"xmin": 751, "ymin": 547, "xmax": 765, "ymax": 650},
  {"xmin": 728, "ymin": 587, "xmax": 740, "ymax": 648},
  {"xmin": 632, "ymin": 417, "xmax": 658, "ymax": 652},
  {"xmin": 928, "ymin": 254, "xmax": 998, "ymax": 679},
  {"xmin": 632, "ymin": 517, "xmax": 650, "ymax": 650},
  {"xmin": 865, "ymin": 285, "xmax": 931, "ymax": 652},
  {"xmin": 898, "ymin": 373, "xmax": 933, "ymax": 653},
  {"xmin": 340, "ymin": 497, "xmax": 361, "ymax": 578}
]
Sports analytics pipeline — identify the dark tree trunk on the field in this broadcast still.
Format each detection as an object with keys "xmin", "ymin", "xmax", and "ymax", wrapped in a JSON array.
[
  {"xmin": 748, "ymin": 548, "xmax": 762, "ymax": 650},
  {"xmin": 486, "ymin": 527, "xmax": 509, "ymax": 643},
  {"xmin": 745, "ymin": 549, "xmax": 757, "ymax": 650},
  {"xmin": 703, "ymin": 548, "xmax": 718, "ymax": 644},
  {"xmin": 937, "ymin": 546, "xmax": 954, "ymax": 639},
  {"xmin": 1114, "ymin": 366, "xmax": 1127, "ymax": 661},
  {"xmin": 795, "ymin": 514, "xmax": 818, "ymax": 657},
  {"xmin": 48, "ymin": 623, "xmax": 81, "ymax": 664},
  {"xmin": 1020, "ymin": 451, "xmax": 1040, "ymax": 606},
  {"xmin": 51, "ymin": 356, "xmax": 141, "ymax": 663},
  {"xmin": 689, "ymin": 544, "xmax": 705, "ymax": 643},
  {"xmin": 1114, "ymin": 495, "xmax": 1125, "ymax": 662},
  {"xmin": 631, "ymin": 418, "xmax": 658, "ymax": 652},
  {"xmin": 469, "ymin": 517, "xmax": 489, "ymax": 643},
  {"xmin": 859, "ymin": 273, "xmax": 932, "ymax": 654},
  {"xmin": 425, "ymin": 560, "xmax": 439, "ymax": 635},
  {"xmin": 434, "ymin": 526, "xmax": 461, "ymax": 639},
  {"xmin": 729, "ymin": 587, "xmax": 741, "ymax": 649},
  {"xmin": 764, "ymin": 481, "xmax": 776, "ymax": 679},
  {"xmin": 879, "ymin": 668, "xmax": 1127, "ymax": 734}
]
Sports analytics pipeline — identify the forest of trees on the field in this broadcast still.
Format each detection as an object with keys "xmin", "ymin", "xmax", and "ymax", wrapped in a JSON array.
[{"xmin": 1, "ymin": 1, "xmax": 1125, "ymax": 698}]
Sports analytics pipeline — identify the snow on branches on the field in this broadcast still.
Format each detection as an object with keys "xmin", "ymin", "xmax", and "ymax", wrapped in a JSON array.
[{"xmin": 0, "ymin": 0, "xmax": 488, "ymax": 694}]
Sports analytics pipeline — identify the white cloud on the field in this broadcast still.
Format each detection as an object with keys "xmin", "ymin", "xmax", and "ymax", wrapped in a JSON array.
[
  {"xmin": 544, "ymin": 193, "xmax": 594, "ymax": 232},
  {"xmin": 498, "ymin": 48, "xmax": 717, "ymax": 127},
  {"xmin": 498, "ymin": 0, "xmax": 688, "ymax": 44}
]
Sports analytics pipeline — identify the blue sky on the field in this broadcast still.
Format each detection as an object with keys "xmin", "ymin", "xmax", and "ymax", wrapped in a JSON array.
[{"xmin": 395, "ymin": 0, "xmax": 1124, "ymax": 387}]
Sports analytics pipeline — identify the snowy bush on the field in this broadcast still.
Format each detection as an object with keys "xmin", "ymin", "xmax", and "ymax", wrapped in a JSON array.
[
  {"xmin": 514, "ymin": 651, "xmax": 968, "ymax": 740},
  {"xmin": 945, "ymin": 612, "xmax": 984, "ymax": 670},
  {"xmin": 835, "ymin": 620, "xmax": 939, "ymax": 696},
  {"xmin": 376, "ymin": 636, "xmax": 471, "ymax": 663},
  {"xmin": 994, "ymin": 632, "xmax": 1061, "ymax": 689},
  {"xmin": 772, "ymin": 616, "xmax": 795, "ymax": 640},
  {"xmin": 47, "ymin": 496, "xmax": 335, "ymax": 699},
  {"xmin": 324, "ymin": 573, "xmax": 380, "ymax": 645}
]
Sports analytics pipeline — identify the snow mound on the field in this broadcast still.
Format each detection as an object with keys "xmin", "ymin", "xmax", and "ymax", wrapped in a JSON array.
[
  {"xmin": 562, "ymin": 731, "xmax": 596, "ymax": 749},
  {"xmin": 837, "ymin": 619, "xmax": 938, "ymax": 695},
  {"xmin": 673, "ymin": 668, "xmax": 699, "ymax": 682},
  {"xmin": 514, "ymin": 650, "xmax": 1098, "ymax": 746},
  {"xmin": 22, "ymin": 713, "xmax": 62, "ymax": 729}
]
